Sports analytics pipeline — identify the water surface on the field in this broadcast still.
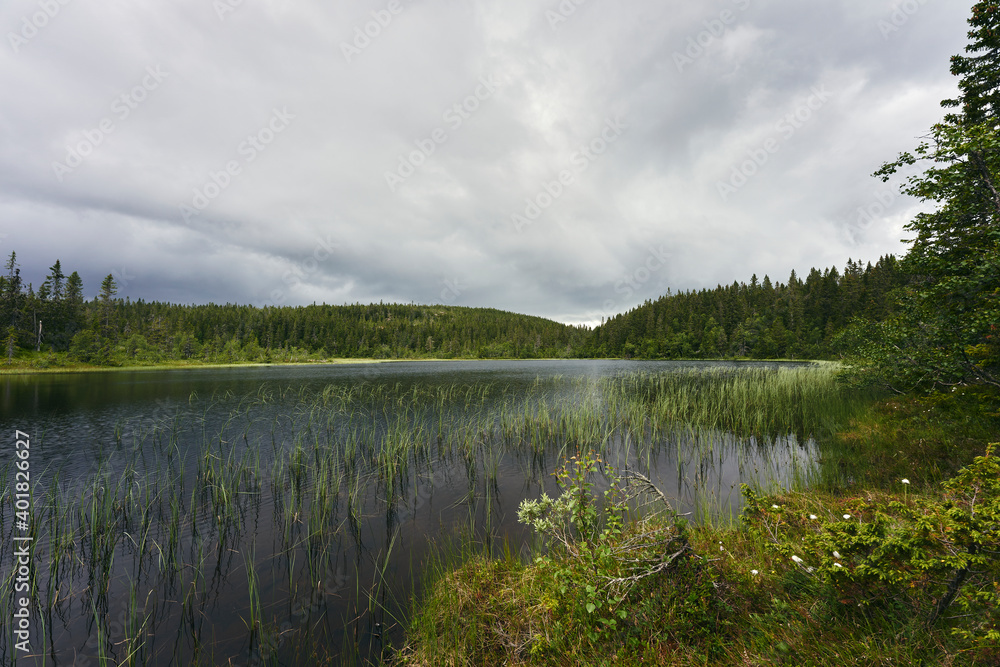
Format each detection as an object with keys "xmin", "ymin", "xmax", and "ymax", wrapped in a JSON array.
[{"xmin": 0, "ymin": 359, "xmax": 827, "ymax": 665}]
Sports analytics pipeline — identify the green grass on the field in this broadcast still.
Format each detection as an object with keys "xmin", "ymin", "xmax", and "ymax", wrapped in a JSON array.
[
  {"xmin": 0, "ymin": 349, "xmax": 396, "ymax": 374},
  {"xmin": 398, "ymin": 385, "xmax": 1000, "ymax": 666},
  {"xmin": 402, "ymin": 490, "xmax": 1000, "ymax": 666},
  {"xmin": 817, "ymin": 384, "xmax": 1000, "ymax": 490}
]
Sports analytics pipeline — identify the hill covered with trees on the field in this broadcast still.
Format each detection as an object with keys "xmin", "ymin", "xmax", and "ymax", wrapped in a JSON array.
[
  {"xmin": 587, "ymin": 256, "xmax": 906, "ymax": 360},
  {"xmin": 0, "ymin": 255, "xmax": 590, "ymax": 366}
]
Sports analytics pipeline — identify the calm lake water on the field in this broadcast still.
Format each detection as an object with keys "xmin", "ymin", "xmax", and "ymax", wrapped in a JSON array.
[{"xmin": 0, "ymin": 359, "xmax": 827, "ymax": 665}]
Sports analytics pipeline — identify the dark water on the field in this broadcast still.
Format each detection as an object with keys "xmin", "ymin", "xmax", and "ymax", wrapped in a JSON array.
[{"xmin": 0, "ymin": 360, "xmax": 819, "ymax": 665}]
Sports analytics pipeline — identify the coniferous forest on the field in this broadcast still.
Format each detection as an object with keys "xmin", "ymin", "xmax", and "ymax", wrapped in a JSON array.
[{"xmin": 2, "ymin": 249, "xmax": 905, "ymax": 367}]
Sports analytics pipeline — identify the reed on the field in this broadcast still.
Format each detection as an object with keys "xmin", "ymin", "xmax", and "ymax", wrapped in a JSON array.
[{"xmin": 0, "ymin": 364, "xmax": 870, "ymax": 665}]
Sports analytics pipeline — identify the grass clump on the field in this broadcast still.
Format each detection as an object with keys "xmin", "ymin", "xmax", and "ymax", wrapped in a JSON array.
[{"xmin": 402, "ymin": 454, "xmax": 733, "ymax": 665}]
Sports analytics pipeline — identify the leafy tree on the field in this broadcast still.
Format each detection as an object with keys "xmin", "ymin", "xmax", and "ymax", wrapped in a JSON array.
[{"xmin": 845, "ymin": 1, "xmax": 1000, "ymax": 392}]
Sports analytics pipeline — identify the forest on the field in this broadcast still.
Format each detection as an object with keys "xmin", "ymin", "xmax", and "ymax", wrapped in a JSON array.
[
  {"xmin": 0, "ymin": 257, "xmax": 590, "ymax": 365},
  {"xmin": 1, "ymin": 250, "xmax": 907, "ymax": 367},
  {"xmin": 590, "ymin": 255, "xmax": 905, "ymax": 360}
]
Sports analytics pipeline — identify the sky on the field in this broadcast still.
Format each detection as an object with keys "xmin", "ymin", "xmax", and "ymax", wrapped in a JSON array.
[{"xmin": 0, "ymin": 0, "xmax": 973, "ymax": 327}]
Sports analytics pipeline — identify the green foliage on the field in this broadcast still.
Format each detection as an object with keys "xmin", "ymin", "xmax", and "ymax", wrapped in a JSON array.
[
  {"xmin": 820, "ymin": 386, "xmax": 1000, "ymax": 490},
  {"xmin": 742, "ymin": 446, "xmax": 1000, "ymax": 651},
  {"xmin": 517, "ymin": 453, "xmax": 701, "ymax": 657},
  {"xmin": 68, "ymin": 329, "xmax": 105, "ymax": 364},
  {"xmin": 941, "ymin": 1, "xmax": 1000, "ymax": 126},
  {"xmin": 0, "ymin": 248, "xmax": 914, "ymax": 369},
  {"xmin": 845, "ymin": 2, "xmax": 1000, "ymax": 393},
  {"xmin": 592, "ymin": 257, "xmax": 904, "ymax": 360},
  {"xmin": 615, "ymin": 364, "xmax": 872, "ymax": 438},
  {"xmin": 518, "ymin": 452, "xmax": 628, "ymax": 561},
  {"xmin": 0, "ymin": 251, "xmax": 592, "ymax": 367}
]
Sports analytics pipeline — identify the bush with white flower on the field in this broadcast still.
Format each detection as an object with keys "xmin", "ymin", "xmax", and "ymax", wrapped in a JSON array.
[{"xmin": 740, "ymin": 445, "xmax": 1000, "ymax": 647}]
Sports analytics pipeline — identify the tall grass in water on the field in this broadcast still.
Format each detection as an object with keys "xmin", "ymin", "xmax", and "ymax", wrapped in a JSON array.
[
  {"xmin": 611, "ymin": 365, "xmax": 872, "ymax": 438},
  {"xmin": 0, "ymin": 364, "xmax": 870, "ymax": 665}
]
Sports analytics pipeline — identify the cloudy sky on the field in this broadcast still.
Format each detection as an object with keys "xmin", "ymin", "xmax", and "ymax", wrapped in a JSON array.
[{"xmin": 0, "ymin": 0, "xmax": 972, "ymax": 326}]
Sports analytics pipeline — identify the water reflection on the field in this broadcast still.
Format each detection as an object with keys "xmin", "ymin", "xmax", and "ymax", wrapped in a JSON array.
[{"xmin": 0, "ymin": 360, "xmax": 831, "ymax": 666}]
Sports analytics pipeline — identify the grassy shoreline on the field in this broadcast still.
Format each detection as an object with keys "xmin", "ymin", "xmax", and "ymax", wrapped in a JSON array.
[
  {"xmin": 1, "ymin": 355, "xmax": 835, "ymax": 376},
  {"xmin": 398, "ymin": 386, "xmax": 1000, "ymax": 666},
  {"xmin": 0, "ymin": 357, "xmax": 398, "ymax": 375}
]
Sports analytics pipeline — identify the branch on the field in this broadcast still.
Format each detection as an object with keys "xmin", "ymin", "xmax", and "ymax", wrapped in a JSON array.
[
  {"xmin": 621, "ymin": 470, "xmax": 677, "ymax": 514},
  {"xmin": 927, "ymin": 561, "xmax": 972, "ymax": 628},
  {"xmin": 601, "ymin": 544, "xmax": 690, "ymax": 598},
  {"xmin": 968, "ymin": 150, "xmax": 1000, "ymax": 219}
]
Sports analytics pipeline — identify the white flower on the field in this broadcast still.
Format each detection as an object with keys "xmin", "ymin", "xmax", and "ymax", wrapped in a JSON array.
[
  {"xmin": 901, "ymin": 478, "xmax": 910, "ymax": 485},
  {"xmin": 791, "ymin": 555, "xmax": 803, "ymax": 564},
  {"xmin": 806, "ymin": 566, "xmax": 814, "ymax": 573},
  {"xmin": 834, "ymin": 562, "xmax": 843, "ymax": 568},
  {"xmin": 751, "ymin": 569, "xmax": 759, "ymax": 575},
  {"xmin": 809, "ymin": 514, "xmax": 818, "ymax": 520},
  {"xmin": 833, "ymin": 551, "xmax": 842, "ymax": 559},
  {"xmin": 843, "ymin": 514, "xmax": 851, "ymax": 520},
  {"xmin": 772, "ymin": 504, "xmax": 780, "ymax": 509}
]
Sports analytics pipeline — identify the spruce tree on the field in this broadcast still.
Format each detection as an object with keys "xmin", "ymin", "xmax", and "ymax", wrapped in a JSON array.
[
  {"xmin": 851, "ymin": 1, "xmax": 1000, "ymax": 391},
  {"xmin": 942, "ymin": 1, "xmax": 1000, "ymax": 126}
]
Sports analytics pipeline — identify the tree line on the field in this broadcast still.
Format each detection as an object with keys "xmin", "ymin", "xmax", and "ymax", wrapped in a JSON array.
[
  {"xmin": 588, "ymin": 256, "xmax": 905, "ymax": 360},
  {"xmin": 0, "ymin": 257, "xmax": 591, "ymax": 365},
  {"xmin": 2, "ymin": 254, "xmax": 85, "ymax": 360},
  {"xmin": 3, "ymin": 249, "xmax": 907, "ymax": 367}
]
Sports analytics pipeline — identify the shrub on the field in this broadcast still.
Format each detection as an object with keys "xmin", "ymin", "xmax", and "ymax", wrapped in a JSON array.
[
  {"xmin": 742, "ymin": 445, "xmax": 1000, "ymax": 651},
  {"xmin": 517, "ymin": 452, "xmax": 704, "ymax": 655}
]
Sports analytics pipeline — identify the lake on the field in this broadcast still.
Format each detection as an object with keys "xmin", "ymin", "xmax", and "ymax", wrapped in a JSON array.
[{"xmin": 0, "ymin": 359, "xmax": 857, "ymax": 665}]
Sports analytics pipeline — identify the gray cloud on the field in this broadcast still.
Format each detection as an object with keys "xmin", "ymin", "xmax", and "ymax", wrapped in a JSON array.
[{"xmin": 0, "ymin": 0, "xmax": 970, "ymax": 326}]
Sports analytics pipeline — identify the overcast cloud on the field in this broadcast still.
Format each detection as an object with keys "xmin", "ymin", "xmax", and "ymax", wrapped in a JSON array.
[{"xmin": 0, "ymin": 0, "xmax": 970, "ymax": 326}]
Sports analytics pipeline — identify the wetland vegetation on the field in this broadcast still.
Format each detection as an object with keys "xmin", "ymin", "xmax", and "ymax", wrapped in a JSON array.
[{"xmin": 1, "ymin": 360, "xmax": 876, "ymax": 665}]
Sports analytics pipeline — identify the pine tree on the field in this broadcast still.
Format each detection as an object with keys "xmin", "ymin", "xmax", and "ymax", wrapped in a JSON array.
[
  {"xmin": 98, "ymin": 273, "xmax": 119, "ymax": 346},
  {"xmin": 850, "ymin": 2, "xmax": 1000, "ymax": 391},
  {"xmin": 942, "ymin": 1, "xmax": 1000, "ymax": 126}
]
